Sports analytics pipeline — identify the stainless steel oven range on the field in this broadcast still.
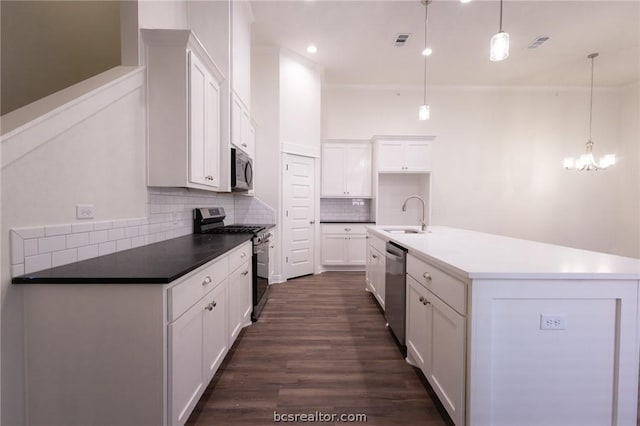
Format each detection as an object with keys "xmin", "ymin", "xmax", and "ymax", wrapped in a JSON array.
[{"xmin": 193, "ymin": 207, "xmax": 272, "ymax": 321}]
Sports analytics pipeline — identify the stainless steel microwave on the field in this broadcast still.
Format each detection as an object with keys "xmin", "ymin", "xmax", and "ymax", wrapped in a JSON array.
[{"xmin": 231, "ymin": 147, "xmax": 253, "ymax": 191}]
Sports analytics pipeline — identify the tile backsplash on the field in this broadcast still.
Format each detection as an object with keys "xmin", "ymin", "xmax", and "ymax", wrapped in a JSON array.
[
  {"xmin": 10, "ymin": 188, "xmax": 275, "ymax": 277},
  {"xmin": 320, "ymin": 198, "xmax": 372, "ymax": 222}
]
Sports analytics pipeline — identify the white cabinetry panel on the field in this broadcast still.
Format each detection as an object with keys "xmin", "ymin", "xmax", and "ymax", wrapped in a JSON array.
[
  {"xmin": 321, "ymin": 142, "xmax": 371, "ymax": 197},
  {"xmin": 321, "ymin": 224, "xmax": 367, "ymax": 266},
  {"xmin": 377, "ymin": 140, "xmax": 431, "ymax": 173},
  {"xmin": 144, "ymin": 29, "xmax": 224, "ymax": 191}
]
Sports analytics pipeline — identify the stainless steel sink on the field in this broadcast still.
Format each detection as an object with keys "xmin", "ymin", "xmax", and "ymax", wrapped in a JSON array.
[{"xmin": 382, "ymin": 228, "xmax": 423, "ymax": 234}]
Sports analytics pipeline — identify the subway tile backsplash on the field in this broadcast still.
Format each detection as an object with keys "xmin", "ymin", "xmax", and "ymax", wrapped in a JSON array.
[
  {"xmin": 320, "ymin": 198, "xmax": 373, "ymax": 222},
  {"xmin": 10, "ymin": 187, "xmax": 275, "ymax": 277}
]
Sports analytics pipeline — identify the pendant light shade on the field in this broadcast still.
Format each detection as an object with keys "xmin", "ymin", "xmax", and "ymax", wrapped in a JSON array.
[
  {"xmin": 419, "ymin": 0, "xmax": 431, "ymax": 121},
  {"xmin": 490, "ymin": 0, "xmax": 509, "ymax": 61},
  {"xmin": 419, "ymin": 104, "xmax": 430, "ymax": 120},
  {"xmin": 490, "ymin": 31, "xmax": 509, "ymax": 61},
  {"xmin": 563, "ymin": 53, "xmax": 616, "ymax": 171}
]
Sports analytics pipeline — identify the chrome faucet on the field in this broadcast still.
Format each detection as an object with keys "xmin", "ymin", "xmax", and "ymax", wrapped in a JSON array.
[{"xmin": 401, "ymin": 195, "xmax": 427, "ymax": 231}]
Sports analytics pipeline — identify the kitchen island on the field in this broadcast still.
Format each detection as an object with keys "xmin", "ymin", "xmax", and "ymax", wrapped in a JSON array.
[{"xmin": 367, "ymin": 225, "xmax": 640, "ymax": 426}]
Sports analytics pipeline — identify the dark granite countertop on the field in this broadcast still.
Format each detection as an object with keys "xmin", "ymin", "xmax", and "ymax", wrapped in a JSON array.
[
  {"xmin": 320, "ymin": 220, "xmax": 376, "ymax": 224},
  {"xmin": 12, "ymin": 233, "xmax": 253, "ymax": 284}
]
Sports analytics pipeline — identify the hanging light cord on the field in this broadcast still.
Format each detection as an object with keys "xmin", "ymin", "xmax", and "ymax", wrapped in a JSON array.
[
  {"xmin": 423, "ymin": 0, "xmax": 429, "ymax": 105},
  {"xmin": 498, "ymin": 0, "xmax": 504, "ymax": 32},
  {"xmin": 588, "ymin": 54, "xmax": 595, "ymax": 142}
]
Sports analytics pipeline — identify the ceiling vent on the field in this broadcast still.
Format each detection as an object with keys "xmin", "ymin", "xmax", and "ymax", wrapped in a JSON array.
[
  {"xmin": 394, "ymin": 33, "xmax": 410, "ymax": 47},
  {"xmin": 528, "ymin": 36, "xmax": 550, "ymax": 49}
]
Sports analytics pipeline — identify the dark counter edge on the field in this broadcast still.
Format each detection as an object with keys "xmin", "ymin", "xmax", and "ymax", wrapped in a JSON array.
[{"xmin": 12, "ymin": 233, "xmax": 254, "ymax": 285}]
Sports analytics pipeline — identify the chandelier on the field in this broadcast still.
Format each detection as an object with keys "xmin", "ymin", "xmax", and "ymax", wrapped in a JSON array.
[{"xmin": 563, "ymin": 53, "xmax": 616, "ymax": 171}]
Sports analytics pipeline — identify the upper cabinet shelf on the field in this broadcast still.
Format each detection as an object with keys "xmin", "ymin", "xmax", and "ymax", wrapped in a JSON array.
[{"xmin": 143, "ymin": 29, "xmax": 225, "ymax": 192}]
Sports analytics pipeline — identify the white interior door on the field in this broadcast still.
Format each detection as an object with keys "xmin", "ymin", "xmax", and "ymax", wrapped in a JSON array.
[{"xmin": 283, "ymin": 153, "xmax": 315, "ymax": 279}]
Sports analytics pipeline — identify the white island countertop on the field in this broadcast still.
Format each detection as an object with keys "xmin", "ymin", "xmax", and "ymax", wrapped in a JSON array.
[{"xmin": 367, "ymin": 225, "xmax": 640, "ymax": 280}]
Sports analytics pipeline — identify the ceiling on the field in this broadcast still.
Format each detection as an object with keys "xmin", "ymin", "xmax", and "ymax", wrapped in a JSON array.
[{"xmin": 250, "ymin": 0, "xmax": 640, "ymax": 87}]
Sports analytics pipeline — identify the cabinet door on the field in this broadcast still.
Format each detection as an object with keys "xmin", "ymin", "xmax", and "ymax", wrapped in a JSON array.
[
  {"xmin": 189, "ymin": 52, "xmax": 219, "ymax": 188},
  {"xmin": 345, "ymin": 145, "xmax": 372, "ymax": 197},
  {"xmin": 241, "ymin": 108, "xmax": 252, "ymax": 156},
  {"xmin": 204, "ymin": 74, "xmax": 220, "ymax": 186},
  {"xmin": 231, "ymin": 94, "xmax": 243, "ymax": 150},
  {"xmin": 377, "ymin": 141, "xmax": 405, "ymax": 171},
  {"xmin": 321, "ymin": 145, "xmax": 347, "ymax": 196},
  {"xmin": 427, "ymin": 288, "xmax": 465, "ymax": 426},
  {"xmin": 366, "ymin": 244, "xmax": 376, "ymax": 292},
  {"xmin": 228, "ymin": 261, "xmax": 251, "ymax": 343},
  {"xmin": 406, "ymin": 275, "xmax": 430, "ymax": 372},
  {"xmin": 202, "ymin": 282, "xmax": 228, "ymax": 383},
  {"xmin": 404, "ymin": 141, "xmax": 431, "ymax": 172},
  {"xmin": 321, "ymin": 234, "xmax": 347, "ymax": 265},
  {"xmin": 376, "ymin": 252, "xmax": 386, "ymax": 308},
  {"xmin": 169, "ymin": 299, "xmax": 205, "ymax": 426},
  {"xmin": 346, "ymin": 235, "xmax": 367, "ymax": 265},
  {"xmin": 188, "ymin": 51, "xmax": 210, "ymax": 187}
]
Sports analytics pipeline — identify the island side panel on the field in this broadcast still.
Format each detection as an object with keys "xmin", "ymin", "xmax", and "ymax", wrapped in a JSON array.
[
  {"xmin": 468, "ymin": 279, "xmax": 639, "ymax": 426},
  {"xmin": 23, "ymin": 284, "xmax": 167, "ymax": 426}
]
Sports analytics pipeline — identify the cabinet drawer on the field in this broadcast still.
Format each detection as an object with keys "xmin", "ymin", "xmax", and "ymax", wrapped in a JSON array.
[
  {"xmin": 407, "ymin": 254, "xmax": 466, "ymax": 315},
  {"xmin": 322, "ymin": 224, "xmax": 367, "ymax": 234},
  {"xmin": 169, "ymin": 256, "xmax": 229, "ymax": 322},
  {"xmin": 229, "ymin": 241, "xmax": 252, "ymax": 273},
  {"xmin": 367, "ymin": 232, "xmax": 386, "ymax": 254}
]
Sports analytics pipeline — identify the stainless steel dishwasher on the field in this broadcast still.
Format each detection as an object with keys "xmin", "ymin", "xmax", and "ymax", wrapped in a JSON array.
[{"xmin": 385, "ymin": 241, "xmax": 408, "ymax": 356}]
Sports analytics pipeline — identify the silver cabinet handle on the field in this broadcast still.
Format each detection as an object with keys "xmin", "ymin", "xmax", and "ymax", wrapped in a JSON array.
[
  {"xmin": 212, "ymin": 301, "xmax": 217, "ymax": 307},
  {"xmin": 242, "ymin": 270, "xmax": 249, "ymax": 276},
  {"xmin": 241, "ymin": 252, "xmax": 247, "ymax": 258},
  {"xmin": 423, "ymin": 299, "xmax": 430, "ymax": 306},
  {"xmin": 242, "ymin": 143, "xmax": 248, "ymax": 147},
  {"xmin": 372, "ymin": 253, "xmax": 377, "ymax": 259},
  {"xmin": 310, "ymin": 220, "xmax": 315, "ymax": 224},
  {"xmin": 202, "ymin": 276, "xmax": 212, "ymax": 286},
  {"xmin": 423, "ymin": 272, "xmax": 432, "ymax": 282},
  {"xmin": 270, "ymin": 245, "xmax": 274, "ymax": 249},
  {"xmin": 419, "ymin": 296, "xmax": 424, "ymax": 303},
  {"xmin": 204, "ymin": 302, "xmax": 213, "ymax": 311},
  {"xmin": 344, "ymin": 228, "xmax": 351, "ymax": 231}
]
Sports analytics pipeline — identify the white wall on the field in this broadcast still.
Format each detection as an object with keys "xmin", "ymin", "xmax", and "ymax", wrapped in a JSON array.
[
  {"xmin": 280, "ymin": 50, "xmax": 322, "ymax": 158},
  {"xmin": 1, "ymin": 85, "xmax": 146, "ymax": 425},
  {"xmin": 323, "ymin": 84, "xmax": 640, "ymax": 258}
]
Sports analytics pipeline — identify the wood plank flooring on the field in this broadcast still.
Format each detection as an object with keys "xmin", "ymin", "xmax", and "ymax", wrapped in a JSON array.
[{"xmin": 187, "ymin": 271, "xmax": 453, "ymax": 425}]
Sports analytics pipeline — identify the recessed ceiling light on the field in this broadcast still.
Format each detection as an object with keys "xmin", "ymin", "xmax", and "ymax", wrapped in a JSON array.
[
  {"xmin": 422, "ymin": 47, "xmax": 433, "ymax": 56},
  {"xmin": 460, "ymin": 0, "xmax": 472, "ymax": 3},
  {"xmin": 307, "ymin": 45, "xmax": 317, "ymax": 54}
]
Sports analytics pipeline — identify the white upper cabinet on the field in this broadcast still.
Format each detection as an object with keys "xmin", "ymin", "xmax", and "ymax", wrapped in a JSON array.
[
  {"xmin": 230, "ymin": 1, "xmax": 255, "ymax": 159},
  {"xmin": 231, "ymin": 0, "xmax": 252, "ymax": 109},
  {"xmin": 321, "ymin": 142, "xmax": 372, "ymax": 197},
  {"xmin": 377, "ymin": 139, "xmax": 432, "ymax": 172},
  {"xmin": 143, "ymin": 29, "xmax": 225, "ymax": 191}
]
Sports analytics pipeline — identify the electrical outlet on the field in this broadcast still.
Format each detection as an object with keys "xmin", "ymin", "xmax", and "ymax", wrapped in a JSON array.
[
  {"xmin": 76, "ymin": 204, "xmax": 95, "ymax": 220},
  {"xmin": 540, "ymin": 314, "xmax": 566, "ymax": 330}
]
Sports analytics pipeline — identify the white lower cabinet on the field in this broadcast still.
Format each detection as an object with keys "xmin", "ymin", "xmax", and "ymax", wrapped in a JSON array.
[
  {"xmin": 365, "ymin": 234, "xmax": 386, "ymax": 309},
  {"xmin": 228, "ymin": 255, "xmax": 252, "ymax": 343},
  {"xmin": 170, "ymin": 281, "xmax": 228, "ymax": 426},
  {"xmin": 22, "ymin": 241, "xmax": 253, "ymax": 426},
  {"xmin": 321, "ymin": 224, "xmax": 367, "ymax": 266},
  {"xmin": 406, "ymin": 264, "xmax": 466, "ymax": 426}
]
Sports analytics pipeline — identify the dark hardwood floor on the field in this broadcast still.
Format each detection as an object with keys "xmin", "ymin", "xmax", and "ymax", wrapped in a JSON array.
[{"xmin": 187, "ymin": 271, "xmax": 453, "ymax": 425}]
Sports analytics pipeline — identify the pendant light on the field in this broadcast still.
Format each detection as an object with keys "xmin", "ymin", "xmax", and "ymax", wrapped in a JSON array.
[
  {"xmin": 563, "ymin": 53, "xmax": 616, "ymax": 171},
  {"xmin": 490, "ymin": 0, "xmax": 509, "ymax": 61},
  {"xmin": 419, "ymin": 0, "xmax": 431, "ymax": 120}
]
